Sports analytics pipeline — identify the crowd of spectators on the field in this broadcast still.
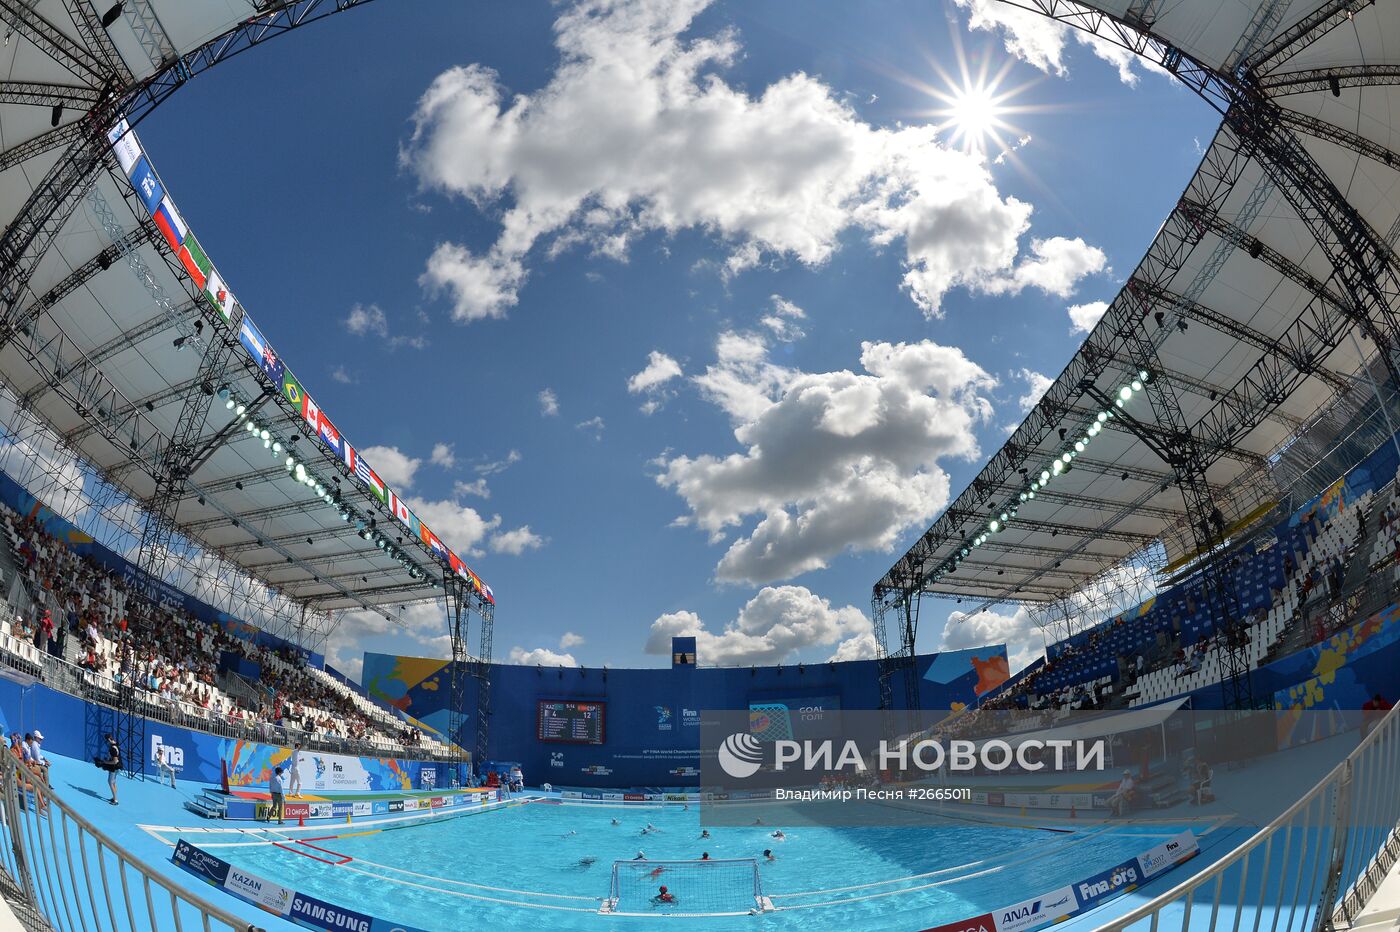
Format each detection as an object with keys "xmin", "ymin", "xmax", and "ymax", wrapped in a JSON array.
[{"xmin": 0, "ymin": 505, "xmax": 396, "ymax": 748}]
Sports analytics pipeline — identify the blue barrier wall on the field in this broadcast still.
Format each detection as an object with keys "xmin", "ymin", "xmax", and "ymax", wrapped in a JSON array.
[
  {"xmin": 363, "ymin": 648, "xmax": 1012, "ymax": 787},
  {"xmin": 0, "ymin": 676, "xmax": 461, "ymax": 790}
]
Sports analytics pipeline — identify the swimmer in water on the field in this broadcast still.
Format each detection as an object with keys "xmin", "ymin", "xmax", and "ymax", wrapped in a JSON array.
[
  {"xmin": 764, "ymin": 849, "xmax": 776, "ymax": 862},
  {"xmin": 577, "ymin": 857, "xmax": 597, "ymax": 868},
  {"xmin": 634, "ymin": 851, "xmax": 647, "ymax": 861},
  {"xmin": 649, "ymin": 865, "xmax": 667, "ymax": 879},
  {"xmin": 701, "ymin": 852, "xmax": 710, "ymax": 860},
  {"xmin": 700, "ymin": 829, "xmax": 711, "ymax": 839},
  {"xmin": 611, "ymin": 818, "xmax": 620, "ymax": 826},
  {"xmin": 771, "ymin": 829, "xmax": 785, "ymax": 840},
  {"xmin": 563, "ymin": 830, "xmax": 577, "ymax": 838},
  {"xmin": 653, "ymin": 885, "xmax": 675, "ymax": 905},
  {"xmin": 753, "ymin": 818, "xmax": 763, "ymax": 825}
]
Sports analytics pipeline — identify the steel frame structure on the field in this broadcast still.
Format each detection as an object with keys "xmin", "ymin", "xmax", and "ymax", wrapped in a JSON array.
[{"xmin": 875, "ymin": 0, "xmax": 1400, "ymax": 711}]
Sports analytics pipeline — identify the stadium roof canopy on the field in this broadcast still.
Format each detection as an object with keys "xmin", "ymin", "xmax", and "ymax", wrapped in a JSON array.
[
  {"xmin": 878, "ymin": 0, "xmax": 1400, "ymax": 609},
  {"xmin": 0, "ymin": 1, "xmax": 493, "ymax": 620}
]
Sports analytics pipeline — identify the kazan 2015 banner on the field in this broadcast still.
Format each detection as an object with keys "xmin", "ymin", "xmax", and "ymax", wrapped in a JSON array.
[{"xmin": 105, "ymin": 119, "xmax": 494, "ymax": 606}]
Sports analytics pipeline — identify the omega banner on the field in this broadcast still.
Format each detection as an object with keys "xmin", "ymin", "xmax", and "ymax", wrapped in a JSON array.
[{"xmin": 698, "ymin": 707, "xmax": 1381, "ymax": 828}]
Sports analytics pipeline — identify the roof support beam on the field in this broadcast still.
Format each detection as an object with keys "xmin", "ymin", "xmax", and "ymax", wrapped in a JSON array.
[
  {"xmin": 1257, "ymin": 65, "xmax": 1400, "ymax": 97},
  {"xmin": 1245, "ymin": 0, "xmax": 1372, "ymax": 75},
  {"xmin": 0, "ymin": 123, "xmax": 83, "ymax": 176},
  {"xmin": 0, "ymin": 0, "xmax": 106, "ymax": 83},
  {"xmin": 0, "ymin": 81, "xmax": 103, "ymax": 108},
  {"xmin": 1279, "ymin": 109, "xmax": 1400, "ymax": 172}
]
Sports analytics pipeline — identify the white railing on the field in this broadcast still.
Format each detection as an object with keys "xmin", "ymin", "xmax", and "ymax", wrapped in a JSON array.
[
  {"xmin": 1100, "ymin": 702, "xmax": 1400, "ymax": 931},
  {"xmin": 0, "ymin": 749, "xmax": 262, "ymax": 931}
]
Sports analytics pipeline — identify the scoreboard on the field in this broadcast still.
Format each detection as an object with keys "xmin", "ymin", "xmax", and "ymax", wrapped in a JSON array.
[{"xmin": 537, "ymin": 700, "xmax": 606, "ymax": 745}]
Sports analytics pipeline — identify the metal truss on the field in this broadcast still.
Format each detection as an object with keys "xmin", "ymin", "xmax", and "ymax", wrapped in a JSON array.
[
  {"xmin": 0, "ymin": 0, "xmax": 107, "ymax": 83},
  {"xmin": 1243, "ymin": 0, "xmax": 1369, "ymax": 75},
  {"xmin": 63, "ymin": 0, "xmax": 133, "ymax": 83},
  {"xmin": 0, "ymin": 123, "xmax": 82, "ymax": 176},
  {"xmin": 1279, "ymin": 110, "xmax": 1400, "ymax": 171},
  {"xmin": 0, "ymin": 81, "xmax": 104, "ymax": 107},
  {"xmin": 1255, "ymin": 65, "xmax": 1400, "ymax": 97}
]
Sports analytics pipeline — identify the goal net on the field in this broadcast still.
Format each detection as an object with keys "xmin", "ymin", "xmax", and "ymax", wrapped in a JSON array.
[{"xmin": 603, "ymin": 858, "xmax": 769, "ymax": 916}]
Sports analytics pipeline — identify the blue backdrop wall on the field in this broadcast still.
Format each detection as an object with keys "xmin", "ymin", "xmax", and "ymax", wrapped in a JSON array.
[{"xmin": 362, "ymin": 648, "xmax": 1012, "ymax": 787}]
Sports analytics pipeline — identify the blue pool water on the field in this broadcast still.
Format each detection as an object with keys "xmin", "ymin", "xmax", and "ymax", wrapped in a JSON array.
[{"xmin": 209, "ymin": 800, "xmax": 1205, "ymax": 931}]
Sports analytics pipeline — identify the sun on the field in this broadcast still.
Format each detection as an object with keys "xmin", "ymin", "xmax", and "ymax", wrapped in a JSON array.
[{"xmin": 937, "ymin": 80, "xmax": 1011, "ymax": 152}]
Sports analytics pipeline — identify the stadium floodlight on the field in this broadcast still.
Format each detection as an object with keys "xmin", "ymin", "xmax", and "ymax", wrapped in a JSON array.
[
  {"xmin": 1131, "ymin": 379, "xmax": 1143, "ymax": 392},
  {"xmin": 224, "ymin": 398, "xmax": 235, "ymax": 410},
  {"xmin": 1027, "ymin": 489, "xmax": 1035, "ymax": 500},
  {"xmin": 272, "ymin": 441, "xmax": 283, "ymax": 454},
  {"xmin": 1019, "ymin": 492, "xmax": 1026, "ymax": 501},
  {"xmin": 1118, "ymin": 386, "xmax": 1132, "ymax": 401},
  {"xmin": 1052, "ymin": 460, "xmax": 1063, "ymax": 475},
  {"xmin": 1074, "ymin": 440, "xmax": 1085, "ymax": 452},
  {"xmin": 294, "ymin": 463, "xmax": 307, "ymax": 482},
  {"xmin": 1139, "ymin": 369, "xmax": 1150, "ymax": 382},
  {"xmin": 217, "ymin": 385, "xmax": 230, "ymax": 400},
  {"xmin": 1000, "ymin": 512, "xmax": 1008, "ymax": 522},
  {"xmin": 1061, "ymin": 452, "xmax": 1071, "ymax": 464},
  {"xmin": 260, "ymin": 429, "xmax": 271, "ymax": 441},
  {"xmin": 988, "ymin": 519, "xmax": 999, "ymax": 532},
  {"xmin": 235, "ymin": 404, "xmax": 246, "ymax": 416},
  {"xmin": 1040, "ymin": 470, "xmax": 1050, "ymax": 483}
]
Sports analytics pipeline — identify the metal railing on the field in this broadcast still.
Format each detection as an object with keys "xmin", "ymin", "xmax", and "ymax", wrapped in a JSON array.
[
  {"xmin": 1101, "ymin": 701, "xmax": 1400, "ymax": 931},
  {"xmin": 0, "ymin": 749, "xmax": 262, "ymax": 932}
]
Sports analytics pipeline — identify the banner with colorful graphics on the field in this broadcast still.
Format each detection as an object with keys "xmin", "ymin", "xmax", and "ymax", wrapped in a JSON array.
[
  {"xmin": 105, "ymin": 120, "xmax": 493, "ymax": 606},
  {"xmin": 174, "ymin": 840, "xmax": 432, "ymax": 932},
  {"xmin": 918, "ymin": 831, "xmax": 1198, "ymax": 932}
]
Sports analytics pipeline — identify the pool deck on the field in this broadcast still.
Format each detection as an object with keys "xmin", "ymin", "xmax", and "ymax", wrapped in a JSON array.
[{"xmin": 19, "ymin": 744, "xmax": 1376, "ymax": 932}]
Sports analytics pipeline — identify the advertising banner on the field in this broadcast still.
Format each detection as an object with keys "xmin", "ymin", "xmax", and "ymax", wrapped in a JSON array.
[
  {"xmin": 917, "ymin": 832, "xmax": 1197, "ymax": 932},
  {"xmin": 172, "ymin": 840, "xmax": 431, "ymax": 932}
]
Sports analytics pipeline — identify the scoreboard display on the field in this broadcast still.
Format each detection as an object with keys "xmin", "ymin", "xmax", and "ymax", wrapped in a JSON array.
[{"xmin": 537, "ymin": 700, "xmax": 606, "ymax": 745}]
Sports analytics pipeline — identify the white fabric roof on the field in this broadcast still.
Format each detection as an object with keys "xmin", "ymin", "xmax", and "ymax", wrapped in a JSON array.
[
  {"xmin": 879, "ymin": 0, "xmax": 1400, "ymax": 605},
  {"xmin": 0, "ymin": 1, "xmax": 476, "ymax": 615}
]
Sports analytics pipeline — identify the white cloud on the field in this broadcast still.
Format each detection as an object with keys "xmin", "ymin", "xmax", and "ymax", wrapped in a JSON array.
[
  {"xmin": 1017, "ymin": 368, "xmax": 1053, "ymax": 412},
  {"xmin": 491, "ymin": 525, "xmax": 545, "ymax": 555},
  {"xmin": 644, "ymin": 586, "xmax": 874, "ymax": 666},
  {"xmin": 323, "ymin": 601, "xmax": 450, "ymax": 683},
  {"xmin": 330, "ymin": 365, "xmax": 354, "ymax": 384},
  {"xmin": 342, "ymin": 303, "xmax": 428, "ymax": 349},
  {"xmin": 949, "ymin": 0, "xmax": 1161, "ymax": 86},
  {"xmin": 628, "ymin": 350, "xmax": 683, "ymax": 414},
  {"xmin": 509, "ymin": 646, "xmax": 579, "ymax": 667},
  {"xmin": 344, "ymin": 303, "xmax": 388, "ymax": 337},
  {"xmin": 454, "ymin": 478, "xmax": 490, "ymax": 499},
  {"xmin": 538, "ymin": 388, "xmax": 560, "ymax": 417},
  {"xmin": 431, "ymin": 443, "xmax": 456, "ymax": 468},
  {"xmin": 405, "ymin": 495, "xmax": 501, "ymax": 556},
  {"xmin": 939, "ymin": 606, "xmax": 1041, "ymax": 675},
  {"xmin": 421, "ymin": 243, "xmax": 526, "ymax": 322},
  {"xmin": 628, "ymin": 351, "xmax": 683, "ymax": 394},
  {"xmin": 404, "ymin": 0, "xmax": 1104, "ymax": 321},
  {"xmin": 576, "ymin": 415, "xmax": 605, "ymax": 439},
  {"xmin": 984, "ymin": 236, "xmax": 1106, "ymax": 298},
  {"xmin": 760, "ymin": 294, "xmax": 807, "ymax": 342},
  {"xmin": 657, "ymin": 332, "xmax": 994, "ymax": 584},
  {"xmin": 1068, "ymin": 300, "xmax": 1109, "ymax": 334},
  {"xmin": 358, "ymin": 445, "xmax": 422, "ymax": 490},
  {"xmin": 560, "ymin": 631, "xmax": 585, "ymax": 649},
  {"xmin": 475, "ymin": 449, "xmax": 522, "ymax": 475}
]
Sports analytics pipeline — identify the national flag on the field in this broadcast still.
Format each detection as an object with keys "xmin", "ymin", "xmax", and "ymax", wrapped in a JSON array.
[
  {"xmin": 238, "ymin": 317, "xmax": 267, "ymax": 364},
  {"xmin": 152, "ymin": 197, "xmax": 187, "ymax": 251},
  {"xmin": 259, "ymin": 340, "xmax": 284, "ymax": 385},
  {"xmin": 301, "ymin": 392, "xmax": 322, "ymax": 435},
  {"xmin": 203, "ymin": 268, "xmax": 236, "ymax": 322},
  {"xmin": 341, "ymin": 439, "xmax": 356, "ymax": 472},
  {"xmin": 177, "ymin": 233, "xmax": 211, "ymax": 291},
  {"xmin": 281, "ymin": 370, "xmax": 304, "ymax": 410},
  {"xmin": 129, "ymin": 157, "xmax": 164, "ymax": 215},
  {"xmin": 449, "ymin": 552, "xmax": 464, "ymax": 576},
  {"xmin": 107, "ymin": 120, "xmax": 142, "ymax": 174},
  {"xmin": 317, "ymin": 414, "xmax": 342, "ymax": 458},
  {"xmin": 429, "ymin": 535, "xmax": 449, "ymax": 560},
  {"xmin": 356, "ymin": 458, "xmax": 385, "ymax": 502}
]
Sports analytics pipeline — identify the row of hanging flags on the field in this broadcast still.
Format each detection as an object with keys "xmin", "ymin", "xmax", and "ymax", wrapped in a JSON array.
[{"xmin": 105, "ymin": 119, "xmax": 495, "ymax": 605}]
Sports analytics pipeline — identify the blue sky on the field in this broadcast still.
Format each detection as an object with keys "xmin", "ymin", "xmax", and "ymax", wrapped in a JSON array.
[{"xmin": 134, "ymin": 0, "xmax": 1216, "ymax": 678}]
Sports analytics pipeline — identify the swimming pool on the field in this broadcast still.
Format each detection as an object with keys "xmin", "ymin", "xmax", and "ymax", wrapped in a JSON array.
[{"xmin": 200, "ymin": 800, "xmax": 1215, "ymax": 930}]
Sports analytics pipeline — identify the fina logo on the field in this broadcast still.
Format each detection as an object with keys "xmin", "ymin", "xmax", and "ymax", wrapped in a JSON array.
[
  {"xmin": 1079, "ymin": 865, "xmax": 1139, "ymax": 901},
  {"xmin": 313, "ymin": 757, "xmax": 326, "ymax": 779},
  {"xmin": 717, "ymin": 733, "xmax": 764, "ymax": 779},
  {"xmin": 150, "ymin": 735, "xmax": 183, "ymax": 767},
  {"xmin": 656, "ymin": 706, "xmax": 672, "ymax": 731}
]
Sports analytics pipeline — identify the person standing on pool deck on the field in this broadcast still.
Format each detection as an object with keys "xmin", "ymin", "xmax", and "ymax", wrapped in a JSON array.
[
  {"xmin": 288, "ymin": 743, "xmax": 302, "ymax": 798},
  {"xmin": 268, "ymin": 766, "xmax": 286, "ymax": 824}
]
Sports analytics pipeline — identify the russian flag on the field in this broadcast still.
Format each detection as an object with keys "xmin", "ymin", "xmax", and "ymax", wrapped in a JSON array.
[{"xmin": 152, "ymin": 197, "xmax": 186, "ymax": 251}]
